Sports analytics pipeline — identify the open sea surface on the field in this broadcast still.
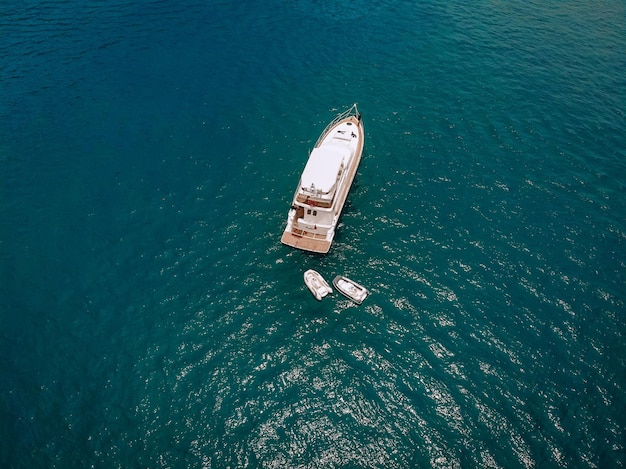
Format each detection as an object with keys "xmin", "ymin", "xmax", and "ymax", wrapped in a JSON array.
[{"xmin": 2, "ymin": 1, "xmax": 625, "ymax": 467}]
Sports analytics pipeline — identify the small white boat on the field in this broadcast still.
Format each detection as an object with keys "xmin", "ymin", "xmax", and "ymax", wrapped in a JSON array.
[
  {"xmin": 332, "ymin": 275, "xmax": 368, "ymax": 304},
  {"xmin": 281, "ymin": 104, "xmax": 364, "ymax": 254},
  {"xmin": 304, "ymin": 269, "xmax": 333, "ymax": 301}
]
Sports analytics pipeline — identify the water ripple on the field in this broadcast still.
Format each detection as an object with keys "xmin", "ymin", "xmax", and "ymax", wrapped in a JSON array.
[{"xmin": 3, "ymin": 0, "xmax": 625, "ymax": 467}]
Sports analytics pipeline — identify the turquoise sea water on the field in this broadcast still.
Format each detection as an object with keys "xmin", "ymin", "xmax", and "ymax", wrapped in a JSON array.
[{"xmin": 2, "ymin": 1, "xmax": 625, "ymax": 467}]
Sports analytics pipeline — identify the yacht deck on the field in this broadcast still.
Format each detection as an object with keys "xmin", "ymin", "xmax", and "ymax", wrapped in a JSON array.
[{"xmin": 280, "ymin": 230, "xmax": 332, "ymax": 254}]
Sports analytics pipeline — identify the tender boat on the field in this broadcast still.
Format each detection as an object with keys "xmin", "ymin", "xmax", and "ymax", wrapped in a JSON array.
[
  {"xmin": 304, "ymin": 269, "xmax": 333, "ymax": 301},
  {"xmin": 332, "ymin": 275, "xmax": 368, "ymax": 304},
  {"xmin": 281, "ymin": 104, "xmax": 365, "ymax": 254}
]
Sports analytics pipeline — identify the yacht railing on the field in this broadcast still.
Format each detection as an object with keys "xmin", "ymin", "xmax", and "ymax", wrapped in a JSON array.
[{"xmin": 314, "ymin": 103, "xmax": 361, "ymax": 148}]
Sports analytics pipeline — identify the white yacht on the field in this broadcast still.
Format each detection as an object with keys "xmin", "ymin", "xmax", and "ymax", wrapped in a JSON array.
[{"xmin": 281, "ymin": 104, "xmax": 364, "ymax": 253}]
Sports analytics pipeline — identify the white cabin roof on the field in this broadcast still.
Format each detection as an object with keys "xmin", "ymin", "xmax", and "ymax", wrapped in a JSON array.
[{"xmin": 300, "ymin": 145, "xmax": 350, "ymax": 195}]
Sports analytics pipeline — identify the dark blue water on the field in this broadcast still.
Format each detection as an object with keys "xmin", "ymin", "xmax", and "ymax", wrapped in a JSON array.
[{"xmin": 2, "ymin": 1, "xmax": 625, "ymax": 467}]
